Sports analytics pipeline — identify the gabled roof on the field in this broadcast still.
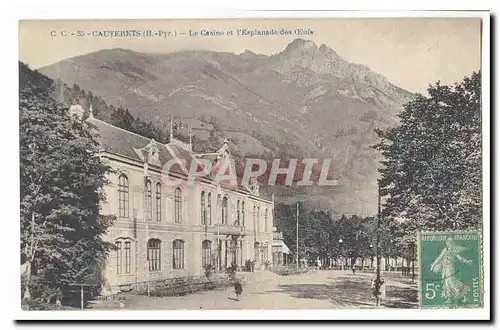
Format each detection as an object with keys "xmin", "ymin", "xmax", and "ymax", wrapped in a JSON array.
[
  {"xmin": 86, "ymin": 117, "xmax": 185, "ymax": 174},
  {"xmin": 86, "ymin": 117, "xmax": 272, "ymax": 201}
]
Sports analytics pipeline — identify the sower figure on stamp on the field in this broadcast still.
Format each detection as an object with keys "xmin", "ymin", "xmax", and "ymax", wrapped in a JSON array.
[{"xmin": 430, "ymin": 237, "xmax": 472, "ymax": 303}]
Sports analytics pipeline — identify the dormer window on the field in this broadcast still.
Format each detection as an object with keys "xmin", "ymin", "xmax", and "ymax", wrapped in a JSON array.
[
  {"xmin": 134, "ymin": 139, "xmax": 160, "ymax": 166},
  {"xmin": 149, "ymin": 147, "xmax": 159, "ymax": 163}
]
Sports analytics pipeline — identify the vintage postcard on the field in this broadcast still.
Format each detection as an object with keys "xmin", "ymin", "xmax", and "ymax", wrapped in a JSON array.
[{"xmin": 17, "ymin": 13, "xmax": 489, "ymax": 320}]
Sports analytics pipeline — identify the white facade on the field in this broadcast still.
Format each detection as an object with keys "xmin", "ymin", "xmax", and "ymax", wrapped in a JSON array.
[{"xmin": 87, "ymin": 117, "xmax": 274, "ymax": 293}]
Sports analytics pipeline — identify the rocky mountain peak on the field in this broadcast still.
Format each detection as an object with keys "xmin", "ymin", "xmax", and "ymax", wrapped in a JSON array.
[
  {"xmin": 284, "ymin": 38, "xmax": 318, "ymax": 51},
  {"xmin": 279, "ymin": 39, "xmax": 343, "ymax": 61},
  {"xmin": 268, "ymin": 39, "xmax": 411, "ymax": 103},
  {"xmin": 240, "ymin": 49, "xmax": 258, "ymax": 58}
]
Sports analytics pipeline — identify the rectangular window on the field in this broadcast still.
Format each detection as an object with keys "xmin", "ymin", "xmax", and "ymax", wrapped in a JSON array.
[
  {"xmin": 124, "ymin": 241, "xmax": 131, "ymax": 274},
  {"xmin": 116, "ymin": 242, "xmax": 122, "ymax": 275},
  {"xmin": 202, "ymin": 241, "xmax": 211, "ymax": 267},
  {"xmin": 148, "ymin": 239, "xmax": 161, "ymax": 271},
  {"xmin": 173, "ymin": 240, "xmax": 184, "ymax": 269}
]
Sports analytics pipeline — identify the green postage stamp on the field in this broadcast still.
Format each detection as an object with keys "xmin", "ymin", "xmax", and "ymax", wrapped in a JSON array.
[{"xmin": 419, "ymin": 231, "xmax": 483, "ymax": 308}]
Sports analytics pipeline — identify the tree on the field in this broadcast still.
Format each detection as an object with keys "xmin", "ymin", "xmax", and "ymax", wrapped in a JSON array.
[
  {"xmin": 373, "ymin": 72, "xmax": 482, "ymax": 232},
  {"xmin": 336, "ymin": 215, "xmax": 374, "ymax": 268},
  {"xmin": 274, "ymin": 201, "xmax": 377, "ymax": 268},
  {"xmin": 20, "ymin": 62, "xmax": 115, "ymax": 303}
]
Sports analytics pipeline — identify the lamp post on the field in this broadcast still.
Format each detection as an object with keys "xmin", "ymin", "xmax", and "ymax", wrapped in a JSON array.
[
  {"xmin": 374, "ymin": 183, "xmax": 382, "ymax": 307},
  {"xmin": 338, "ymin": 239, "xmax": 344, "ymax": 271},
  {"xmin": 296, "ymin": 203, "xmax": 299, "ymax": 269},
  {"xmin": 369, "ymin": 244, "xmax": 374, "ymax": 269}
]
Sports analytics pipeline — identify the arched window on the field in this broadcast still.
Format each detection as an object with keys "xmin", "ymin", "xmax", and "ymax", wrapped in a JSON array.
[
  {"xmin": 147, "ymin": 239, "xmax": 161, "ymax": 271},
  {"xmin": 174, "ymin": 188, "xmax": 182, "ymax": 223},
  {"xmin": 145, "ymin": 179, "xmax": 152, "ymax": 221},
  {"xmin": 257, "ymin": 206, "xmax": 261, "ymax": 232},
  {"xmin": 173, "ymin": 239, "xmax": 185, "ymax": 269},
  {"xmin": 201, "ymin": 191, "xmax": 206, "ymax": 225},
  {"xmin": 217, "ymin": 194, "xmax": 221, "ymax": 223},
  {"xmin": 118, "ymin": 174, "xmax": 129, "ymax": 218},
  {"xmin": 241, "ymin": 201, "xmax": 245, "ymax": 226},
  {"xmin": 155, "ymin": 183, "xmax": 162, "ymax": 222},
  {"xmin": 202, "ymin": 240, "xmax": 211, "ymax": 267},
  {"xmin": 207, "ymin": 193, "xmax": 212, "ymax": 225},
  {"xmin": 253, "ymin": 205, "xmax": 256, "ymax": 230},
  {"xmin": 236, "ymin": 200, "xmax": 241, "ymax": 226},
  {"xmin": 264, "ymin": 209, "xmax": 268, "ymax": 232},
  {"xmin": 222, "ymin": 196, "xmax": 229, "ymax": 225}
]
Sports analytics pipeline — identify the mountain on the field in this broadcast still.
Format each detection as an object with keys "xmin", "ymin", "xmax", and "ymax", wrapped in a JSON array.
[{"xmin": 38, "ymin": 39, "xmax": 413, "ymax": 216}]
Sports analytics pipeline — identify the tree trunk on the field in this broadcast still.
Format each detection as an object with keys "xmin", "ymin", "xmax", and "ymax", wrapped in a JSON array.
[
  {"xmin": 411, "ymin": 247, "xmax": 416, "ymax": 283},
  {"xmin": 23, "ymin": 210, "xmax": 37, "ymax": 301},
  {"xmin": 22, "ymin": 262, "xmax": 31, "ymax": 300}
]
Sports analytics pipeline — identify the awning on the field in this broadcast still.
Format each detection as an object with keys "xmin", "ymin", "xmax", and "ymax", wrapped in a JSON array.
[
  {"xmin": 281, "ymin": 242, "xmax": 291, "ymax": 254},
  {"xmin": 272, "ymin": 240, "xmax": 291, "ymax": 254}
]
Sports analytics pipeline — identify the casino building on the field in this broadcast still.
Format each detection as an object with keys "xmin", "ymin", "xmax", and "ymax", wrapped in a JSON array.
[{"xmin": 70, "ymin": 104, "xmax": 279, "ymax": 293}]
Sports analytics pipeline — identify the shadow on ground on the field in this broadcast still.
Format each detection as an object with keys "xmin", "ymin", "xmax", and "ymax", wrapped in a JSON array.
[
  {"xmin": 384, "ymin": 286, "xmax": 418, "ymax": 308},
  {"xmin": 270, "ymin": 274, "xmax": 418, "ymax": 309}
]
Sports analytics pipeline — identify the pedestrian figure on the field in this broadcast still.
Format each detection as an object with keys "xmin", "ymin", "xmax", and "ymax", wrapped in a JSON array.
[
  {"xmin": 380, "ymin": 279, "xmax": 386, "ymax": 299},
  {"xmin": 234, "ymin": 280, "xmax": 243, "ymax": 301},
  {"xmin": 351, "ymin": 265, "xmax": 356, "ymax": 275}
]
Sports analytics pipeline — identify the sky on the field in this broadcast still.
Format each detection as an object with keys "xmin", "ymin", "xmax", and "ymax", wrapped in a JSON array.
[{"xmin": 18, "ymin": 18, "xmax": 482, "ymax": 93}]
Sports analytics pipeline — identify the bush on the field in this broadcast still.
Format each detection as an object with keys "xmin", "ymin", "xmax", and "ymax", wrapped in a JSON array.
[
  {"xmin": 273, "ymin": 266, "xmax": 309, "ymax": 276},
  {"xmin": 25, "ymin": 299, "xmax": 59, "ymax": 310}
]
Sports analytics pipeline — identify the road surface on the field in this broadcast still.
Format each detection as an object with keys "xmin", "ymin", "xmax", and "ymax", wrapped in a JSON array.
[{"xmin": 105, "ymin": 270, "xmax": 418, "ymax": 310}]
